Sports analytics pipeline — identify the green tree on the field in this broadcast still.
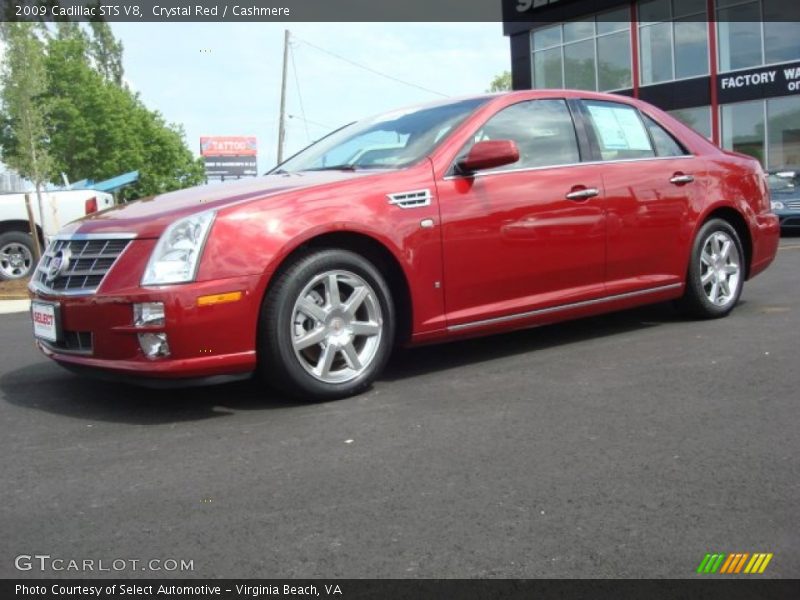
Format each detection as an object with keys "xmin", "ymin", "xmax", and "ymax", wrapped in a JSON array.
[
  {"xmin": 88, "ymin": 18, "xmax": 124, "ymax": 85},
  {"xmin": 43, "ymin": 23, "xmax": 204, "ymax": 200},
  {"xmin": 488, "ymin": 71, "xmax": 512, "ymax": 92},
  {"xmin": 2, "ymin": 21, "xmax": 203, "ymax": 202},
  {"xmin": 0, "ymin": 22, "xmax": 53, "ymax": 238}
]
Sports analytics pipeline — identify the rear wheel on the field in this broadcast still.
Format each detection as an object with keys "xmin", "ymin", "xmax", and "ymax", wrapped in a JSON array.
[
  {"xmin": 677, "ymin": 218, "xmax": 744, "ymax": 319},
  {"xmin": 0, "ymin": 231, "xmax": 36, "ymax": 281},
  {"xmin": 259, "ymin": 249, "xmax": 395, "ymax": 400}
]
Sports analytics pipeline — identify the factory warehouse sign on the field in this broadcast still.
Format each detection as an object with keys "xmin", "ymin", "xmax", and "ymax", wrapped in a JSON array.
[
  {"xmin": 200, "ymin": 136, "xmax": 258, "ymax": 178},
  {"xmin": 718, "ymin": 61, "xmax": 800, "ymax": 103}
]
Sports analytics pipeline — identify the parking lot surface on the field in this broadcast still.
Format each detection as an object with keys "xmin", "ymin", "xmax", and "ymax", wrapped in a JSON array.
[{"xmin": 1, "ymin": 238, "xmax": 799, "ymax": 579}]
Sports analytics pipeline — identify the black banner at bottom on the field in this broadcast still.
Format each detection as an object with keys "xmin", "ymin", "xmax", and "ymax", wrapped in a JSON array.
[{"xmin": 3, "ymin": 579, "xmax": 800, "ymax": 600}]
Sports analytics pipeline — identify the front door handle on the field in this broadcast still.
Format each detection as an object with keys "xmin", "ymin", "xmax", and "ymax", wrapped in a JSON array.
[
  {"xmin": 670, "ymin": 173, "xmax": 695, "ymax": 185},
  {"xmin": 565, "ymin": 187, "xmax": 599, "ymax": 201}
]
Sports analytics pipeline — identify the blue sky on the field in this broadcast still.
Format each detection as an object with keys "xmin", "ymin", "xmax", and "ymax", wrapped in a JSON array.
[{"xmin": 110, "ymin": 22, "xmax": 510, "ymax": 173}]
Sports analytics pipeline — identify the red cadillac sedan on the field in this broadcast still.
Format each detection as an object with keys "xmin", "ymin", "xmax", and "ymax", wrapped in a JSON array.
[{"xmin": 29, "ymin": 91, "xmax": 780, "ymax": 400}]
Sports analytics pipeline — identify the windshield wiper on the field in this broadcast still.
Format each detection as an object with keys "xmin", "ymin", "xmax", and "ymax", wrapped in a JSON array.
[{"xmin": 303, "ymin": 165, "xmax": 359, "ymax": 172}]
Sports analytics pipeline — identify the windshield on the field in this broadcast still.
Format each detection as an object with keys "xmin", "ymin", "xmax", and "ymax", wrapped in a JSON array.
[
  {"xmin": 273, "ymin": 97, "xmax": 489, "ymax": 173},
  {"xmin": 767, "ymin": 172, "xmax": 800, "ymax": 193}
]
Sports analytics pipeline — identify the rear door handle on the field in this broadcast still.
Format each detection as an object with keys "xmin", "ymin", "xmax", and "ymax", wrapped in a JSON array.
[
  {"xmin": 565, "ymin": 187, "xmax": 599, "ymax": 201},
  {"xmin": 670, "ymin": 174, "xmax": 694, "ymax": 185}
]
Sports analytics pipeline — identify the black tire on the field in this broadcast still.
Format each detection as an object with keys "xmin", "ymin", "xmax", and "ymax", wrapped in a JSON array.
[
  {"xmin": 0, "ymin": 231, "xmax": 37, "ymax": 281},
  {"xmin": 676, "ymin": 218, "xmax": 745, "ymax": 319},
  {"xmin": 258, "ymin": 249, "xmax": 396, "ymax": 401}
]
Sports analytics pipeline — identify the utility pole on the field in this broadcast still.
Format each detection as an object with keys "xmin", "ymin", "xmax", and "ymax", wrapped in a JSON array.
[{"xmin": 277, "ymin": 29, "xmax": 290, "ymax": 165}]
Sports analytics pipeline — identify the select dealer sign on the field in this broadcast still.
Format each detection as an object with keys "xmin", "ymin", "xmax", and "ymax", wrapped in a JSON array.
[{"xmin": 718, "ymin": 61, "xmax": 800, "ymax": 103}]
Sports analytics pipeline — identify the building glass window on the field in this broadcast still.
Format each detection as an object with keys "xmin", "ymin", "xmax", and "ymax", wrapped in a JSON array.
[
  {"xmin": 673, "ymin": 19, "xmax": 709, "ymax": 79},
  {"xmin": 717, "ymin": 1, "xmax": 800, "ymax": 73},
  {"xmin": 530, "ymin": 9, "xmax": 632, "ymax": 92},
  {"xmin": 667, "ymin": 106, "xmax": 712, "ymax": 140},
  {"xmin": 638, "ymin": 0, "xmax": 708, "ymax": 86},
  {"xmin": 767, "ymin": 96, "xmax": 800, "ymax": 169},
  {"xmin": 640, "ymin": 22, "xmax": 673, "ymax": 84},
  {"xmin": 564, "ymin": 19, "xmax": 595, "ymax": 43},
  {"xmin": 533, "ymin": 48, "xmax": 563, "ymax": 88},
  {"xmin": 597, "ymin": 7, "xmax": 630, "ymax": 35},
  {"xmin": 721, "ymin": 100, "xmax": 765, "ymax": 165},
  {"xmin": 533, "ymin": 24, "xmax": 561, "ymax": 50},
  {"xmin": 598, "ymin": 31, "xmax": 632, "ymax": 90},
  {"xmin": 721, "ymin": 96, "xmax": 800, "ymax": 169},
  {"xmin": 763, "ymin": 0, "xmax": 800, "ymax": 65},
  {"xmin": 564, "ymin": 39, "xmax": 597, "ymax": 90},
  {"xmin": 717, "ymin": 10, "xmax": 762, "ymax": 71}
]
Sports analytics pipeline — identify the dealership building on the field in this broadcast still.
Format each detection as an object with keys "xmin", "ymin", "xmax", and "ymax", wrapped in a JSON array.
[{"xmin": 503, "ymin": 0, "xmax": 800, "ymax": 170}]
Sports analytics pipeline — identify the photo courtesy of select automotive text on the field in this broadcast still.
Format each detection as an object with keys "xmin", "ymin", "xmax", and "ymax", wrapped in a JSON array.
[{"xmin": 1, "ymin": 0, "xmax": 800, "ymax": 598}]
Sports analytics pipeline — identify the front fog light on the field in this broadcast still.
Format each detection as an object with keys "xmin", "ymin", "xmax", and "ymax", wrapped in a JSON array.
[
  {"xmin": 133, "ymin": 302, "xmax": 165, "ymax": 327},
  {"xmin": 138, "ymin": 333, "xmax": 170, "ymax": 359}
]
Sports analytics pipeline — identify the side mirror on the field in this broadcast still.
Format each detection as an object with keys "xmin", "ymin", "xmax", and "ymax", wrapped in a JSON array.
[{"xmin": 457, "ymin": 140, "xmax": 520, "ymax": 174}]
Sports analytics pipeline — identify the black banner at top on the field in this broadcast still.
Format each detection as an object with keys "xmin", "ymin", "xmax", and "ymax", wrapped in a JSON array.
[{"xmin": 2, "ymin": 0, "xmax": 800, "ymax": 22}]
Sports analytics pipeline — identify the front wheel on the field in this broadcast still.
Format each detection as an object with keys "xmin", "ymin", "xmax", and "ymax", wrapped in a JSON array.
[
  {"xmin": 259, "ymin": 249, "xmax": 395, "ymax": 400},
  {"xmin": 677, "ymin": 218, "xmax": 745, "ymax": 319}
]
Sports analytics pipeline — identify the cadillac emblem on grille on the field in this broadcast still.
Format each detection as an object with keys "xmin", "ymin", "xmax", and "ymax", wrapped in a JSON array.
[{"xmin": 46, "ymin": 247, "xmax": 71, "ymax": 283}]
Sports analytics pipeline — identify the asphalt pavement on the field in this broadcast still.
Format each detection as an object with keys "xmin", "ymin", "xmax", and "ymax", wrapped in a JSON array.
[{"xmin": 1, "ymin": 237, "xmax": 799, "ymax": 579}]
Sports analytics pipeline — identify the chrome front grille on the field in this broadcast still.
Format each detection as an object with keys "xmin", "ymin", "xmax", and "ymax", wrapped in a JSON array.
[
  {"xmin": 33, "ymin": 236, "xmax": 133, "ymax": 295},
  {"xmin": 786, "ymin": 200, "xmax": 800, "ymax": 210}
]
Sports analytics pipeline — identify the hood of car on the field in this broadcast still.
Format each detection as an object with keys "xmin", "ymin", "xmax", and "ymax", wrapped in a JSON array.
[{"xmin": 60, "ymin": 170, "xmax": 380, "ymax": 238}]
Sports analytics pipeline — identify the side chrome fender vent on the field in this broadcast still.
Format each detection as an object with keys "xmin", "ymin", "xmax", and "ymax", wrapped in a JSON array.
[{"xmin": 387, "ymin": 189, "xmax": 433, "ymax": 209}]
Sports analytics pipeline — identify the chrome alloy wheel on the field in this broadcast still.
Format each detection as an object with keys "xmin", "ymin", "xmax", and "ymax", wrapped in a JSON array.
[
  {"xmin": 0, "ymin": 242, "xmax": 33, "ymax": 279},
  {"xmin": 291, "ymin": 269, "xmax": 383, "ymax": 384},
  {"xmin": 699, "ymin": 231, "xmax": 741, "ymax": 307}
]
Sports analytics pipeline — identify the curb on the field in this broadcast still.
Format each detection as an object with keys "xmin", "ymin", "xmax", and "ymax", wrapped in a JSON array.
[{"xmin": 0, "ymin": 299, "xmax": 31, "ymax": 314}]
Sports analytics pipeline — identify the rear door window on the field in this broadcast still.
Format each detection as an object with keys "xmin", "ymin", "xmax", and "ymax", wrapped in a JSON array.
[{"xmin": 581, "ymin": 100, "xmax": 656, "ymax": 161}]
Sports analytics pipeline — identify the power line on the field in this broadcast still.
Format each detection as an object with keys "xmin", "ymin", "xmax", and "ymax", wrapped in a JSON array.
[
  {"xmin": 288, "ymin": 114, "xmax": 337, "ymax": 130},
  {"xmin": 289, "ymin": 42, "xmax": 311, "ymax": 142},
  {"xmin": 292, "ymin": 36, "xmax": 449, "ymax": 98}
]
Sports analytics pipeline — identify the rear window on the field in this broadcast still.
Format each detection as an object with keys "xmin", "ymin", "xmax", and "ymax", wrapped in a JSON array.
[
  {"xmin": 582, "ymin": 100, "xmax": 656, "ymax": 161},
  {"xmin": 643, "ymin": 115, "xmax": 688, "ymax": 157}
]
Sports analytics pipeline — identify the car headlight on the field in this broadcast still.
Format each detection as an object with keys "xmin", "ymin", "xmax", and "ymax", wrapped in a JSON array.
[
  {"xmin": 142, "ymin": 211, "xmax": 216, "ymax": 285},
  {"xmin": 771, "ymin": 200, "xmax": 785, "ymax": 210}
]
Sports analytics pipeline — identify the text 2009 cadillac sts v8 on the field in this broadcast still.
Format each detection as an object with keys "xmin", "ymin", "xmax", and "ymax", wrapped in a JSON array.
[{"xmin": 29, "ymin": 91, "xmax": 780, "ymax": 400}]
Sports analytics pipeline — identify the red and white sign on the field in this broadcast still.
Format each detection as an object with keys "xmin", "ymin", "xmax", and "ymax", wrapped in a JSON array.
[
  {"xmin": 32, "ymin": 301, "xmax": 58, "ymax": 342},
  {"xmin": 200, "ymin": 136, "xmax": 257, "ymax": 157}
]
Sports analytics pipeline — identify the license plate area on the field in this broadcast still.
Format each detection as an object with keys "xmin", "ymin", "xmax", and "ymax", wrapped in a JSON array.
[{"xmin": 31, "ymin": 301, "xmax": 62, "ymax": 343}]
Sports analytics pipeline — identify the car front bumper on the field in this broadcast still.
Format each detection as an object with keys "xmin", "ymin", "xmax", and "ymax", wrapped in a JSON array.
[{"xmin": 31, "ymin": 274, "xmax": 264, "ymax": 382}]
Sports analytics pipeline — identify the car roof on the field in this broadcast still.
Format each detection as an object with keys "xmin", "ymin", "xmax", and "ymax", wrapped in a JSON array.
[{"xmin": 397, "ymin": 89, "xmax": 641, "ymax": 115}]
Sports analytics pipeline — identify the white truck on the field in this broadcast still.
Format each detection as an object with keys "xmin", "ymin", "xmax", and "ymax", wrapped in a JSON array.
[{"xmin": 0, "ymin": 189, "xmax": 115, "ymax": 280}]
